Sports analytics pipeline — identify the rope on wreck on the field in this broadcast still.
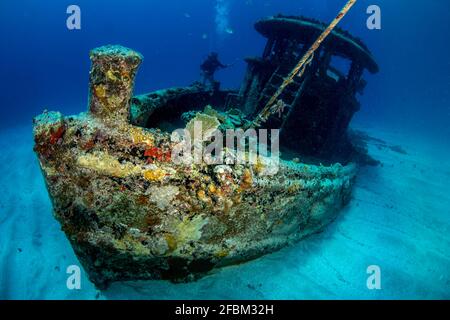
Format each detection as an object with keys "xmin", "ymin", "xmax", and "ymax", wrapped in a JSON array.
[{"xmin": 248, "ymin": 0, "xmax": 358, "ymax": 129}]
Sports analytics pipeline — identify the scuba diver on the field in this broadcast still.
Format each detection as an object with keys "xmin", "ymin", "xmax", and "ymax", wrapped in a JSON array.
[{"xmin": 200, "ymin": 52, "xmax": 230, "ymax": 90}]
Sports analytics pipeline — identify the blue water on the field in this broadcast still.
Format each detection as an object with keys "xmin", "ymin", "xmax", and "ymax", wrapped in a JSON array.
[{"xmin": 0, "ymin": 0, "xmax": 449, "ymax": 299}]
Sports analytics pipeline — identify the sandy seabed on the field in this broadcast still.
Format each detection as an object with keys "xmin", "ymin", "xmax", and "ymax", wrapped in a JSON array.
[{"xmin": 0, "ymin": 123, "xmax": 449, "ymax": 299}]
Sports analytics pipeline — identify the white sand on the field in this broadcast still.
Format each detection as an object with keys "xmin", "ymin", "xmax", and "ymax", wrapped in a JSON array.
[{"xmin": 0, "ymin": 124, "xmax": 448, "ymax": 299}]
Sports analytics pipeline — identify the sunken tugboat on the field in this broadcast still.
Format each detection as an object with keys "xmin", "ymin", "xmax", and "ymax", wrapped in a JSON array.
[{"xmin": 33, "ymin": 15, "xmax": 377, "ymax": 288}]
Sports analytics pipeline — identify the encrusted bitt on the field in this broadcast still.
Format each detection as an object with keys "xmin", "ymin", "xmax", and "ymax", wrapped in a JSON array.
[
  {"xmin": 33, "ymin": 45, "xmax": 356, "ymax": 289},
  {"xmin": 88, "ymin": 45, "xmax": 142, "ymax": 124}
]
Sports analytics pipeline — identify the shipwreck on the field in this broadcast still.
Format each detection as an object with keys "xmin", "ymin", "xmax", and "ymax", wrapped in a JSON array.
[{"xmin": 33, "ymin": 14, "xmax": 378, "ymax": 288}]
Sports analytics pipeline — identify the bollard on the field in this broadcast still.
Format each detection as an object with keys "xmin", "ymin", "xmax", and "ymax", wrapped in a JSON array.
[{"xmin": 88, "ymin": 45, "xmax": 143, "ymax": 124}]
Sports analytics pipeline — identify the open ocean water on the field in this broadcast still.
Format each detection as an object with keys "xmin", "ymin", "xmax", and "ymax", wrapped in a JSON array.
[{"xmin": 0, "ymin": 0, "xmax": 449, "ymax": 300}]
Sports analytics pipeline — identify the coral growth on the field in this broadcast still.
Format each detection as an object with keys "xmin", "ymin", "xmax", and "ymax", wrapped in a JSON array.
[{"xmin": 77, "ymin": 152, "xmax": 142, "ymax": 178}]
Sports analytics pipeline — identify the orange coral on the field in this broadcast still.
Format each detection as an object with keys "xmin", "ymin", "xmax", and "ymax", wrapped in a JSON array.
[
  {"xmin": 82, "ymin": 139, "xmax": 95, "ymax": 151},
  {"xmin": 240, "ymin": 168, "xmax": 253, "ymax": 189},
  {"xmin": 144, "ymin": 147, "xmax": 171, "ymax": 162},
  {"xmin": 49, "ymin": 125, "xmax": 65, "ymax": 145}
]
